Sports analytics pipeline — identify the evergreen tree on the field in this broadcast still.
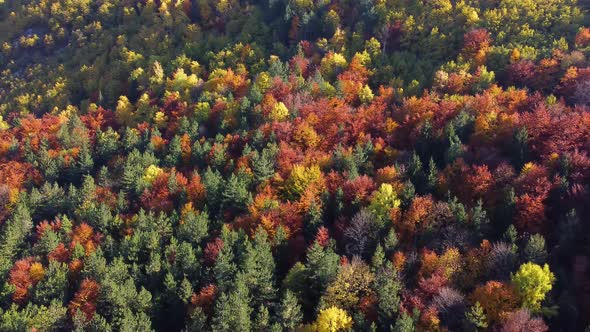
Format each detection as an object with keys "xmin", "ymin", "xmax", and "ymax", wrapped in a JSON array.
[
  {"xmin": 512, "ymin": 127, "xmax": 530, "ymax": 169},
  {"xmin": 371, "ymin": 244, "xmax": 386, "ymax": 270},
  {"xmin": 252, "ymin": 148, "xmax": 276, "ymax": 183},
  {"xmin": 213, "ymin": 227, "xmax": 239, "ymax": 293},
  {"xmin": 523, "ymin": 234, "xmax": 548, "ymax": 265},
  {"xmin": 241, "ymin": 227, "xmax": 277, "ymax": 309},
  {"xmin": 471, "ymin": 199, "xmax": 490, "ymax": 239},
  {"xmin": 253, "ymin": 305, "xmax": 270, "ymax": 332},
  {"xmin": 305, "ymin": 243, "xmax": 340, "ymax": 303},
  {"xmin": 221, "ymin": 173, "xmax": 252, "ymax": 213},
  {"xmin": 211, "ymin": 277, "xmax": 252, "ymax": 332},
  {"xmin": 445, "ymin": 124, "xmax": 463, "ymax": 165},
  {"xmin": 165, "ymin": 135, "xmax": 183, "ymax": 167},
  {"xmin": 464, "ymin": 302, "xmax": 488, "ymax": 331},
  {"xmin": 278, "ymin": 290, "xmax": 303, "ymax": 331},
  {"xmin": 426, "ymin": 157, "xmax": 438, "ymax": 191},
  {"xmin": 375, "ymin": 264, "xmax": 402, "ymax": 327},
  {"xmin": 392, "ymin": 311, "xmax": 415, "ymax": 332},
  {"xmin": 32, "ymin": 261, "xmax": 68, "ymax": 305},
  {"xmin": 0, "ymin": 202, "xmax": 32, "ymax": 277}
]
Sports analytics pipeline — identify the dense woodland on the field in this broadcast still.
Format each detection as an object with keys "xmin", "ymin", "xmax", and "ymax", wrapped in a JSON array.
[{"xmin": 0, "ymin": 0, "xmax": 589, "ymax": 331}]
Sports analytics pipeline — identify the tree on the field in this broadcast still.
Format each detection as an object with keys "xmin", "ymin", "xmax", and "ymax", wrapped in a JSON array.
[
  {"xmin": 321, "ymin": 257, "xmax": 375, "ymax": 312},
  {"xmin": 33, "ymin": 261, "xmax": 68, "ymax": 305},
  {"xmin": 253, "ymin": 305, "xmax": 270, "ymax": 332},
  {"xmin": 344, "ymin": 210, "xmax": 379, "ymax": 259},
  {"xmin": 0, "ymin": 302, "xmax": 68, "ymax": 332},
  {"xmin": 464, "ymin": 302, "xmax": 488, "ymax": 331},
  {"xmin": 445, "ymin": 125, "xmax": 463, "ymax": 164},
  {"xmin": 500, "ymin": 309, "xmax": 548, "ymax": 332},
  {"xmin": 511, "ymin": 263, "xmax": 555, "ymax": 312},
  {"xmin": 486, "ymin": 241, "xmax": 517, "ymax": 280},
  {"xmin": 211, "ymin": 277, "xmax": 252, "ymax": 332},
  {"xmin": 0, "ymin": 203, "xmax": 33, "ymax": 277},
  {"xmin": 305, "ymin": 243, "xmax": 340, "ymax": 302},
  {"xmin": 523, "ymin": 234, "xmax": 547, "ymax": 265},
  {"xmin": 241, "ymin": 227, "xmax": 277, "ymax": 309},
  {"xmin": 471, "ymin": 200, "xmax": 490, "ymax": 239},
  {"xmin": 283, "ymin": 164, "xmax": 324, "ymax": 200},
  {"xmin": 278, "ymin": 290, "xmax": 303, "ymax": 331},
  {"xmin": 368, "ymin": 183, "xmax": 401, "ymax": 226},
  {"xmin": 311, "ymin": 306, "xmax": 353, "ymax": 332},
  {"xmin": 68, "ymin": 279, "xmax": 100, "ymax": 320},
  {"xmin": 392, "ymin": 311, "xmax": 415, "ymax": 332},
  {"xmin": 374, "ymin": 264, "xmax": 401, "ymax": 327},
  {"xmin": 471, "ymin": 281, "xmax": 519, "ymax": 324},
  {"xmin": 433, "ymin": 287, "xmax": 466, "ymax": 330},
  {"xmin": 252, "ymin": 148, "xmax": 276, "ymax": 183},
  {"xmin": 221, "ymin": 173, "xmax": 252, "ymax": 213},
  {"xmin": 213, "ymin": 227, "xmax": 239, "ymax": 292},
  {"xmin": 115, "ymin": 95, "xmax": 136, "ymax": 126}
]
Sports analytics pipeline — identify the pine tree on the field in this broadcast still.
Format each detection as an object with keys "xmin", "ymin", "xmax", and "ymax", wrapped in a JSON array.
[
  {"xmin": 211, "ymin": 277, "xmax": 252, "ymax": 332},
  {"xmin": 426, "ymin": 158, "xmax": 438, "ymax": 191},
  {"xmin": 407, "ymin": 152, "xmax": 425, "ymax": 192},
  {"xmin": 278, "ymin": 290, "xmax": 303, "ymax": 331},
  {"xmin": 165, "ymin": 135, "xmax": 183, "ymax": 167},
  {"xmin": 77, "ymin": 142, "xmax": 94, "ymax": 177},
  {"xmin": 375, "ymin": 264, "xmax": 402, "ymax": 327},
  {"xmin": 32, "ymin": 261, "xmax": 68, "ymax": 305},
  {"xmin": 512, "ymin": 127, "xmax": 530, "ymax": 169},
  {"xmin": 392, "ymin": 311, "xmax": 415, "ymax": 332},
  {"xmin": 202, "ymin": 167, "xmax": 224, "ymax": 215},
  {"xmin": 306, "ymin": 243, "xmax": 340, "ymax": 302},
  {"xmin": 252, "ymin": 148, "xmax": 276, "ymax": 183},
  {"xmin": 253, "ymin": 305, "xmax": 270, "ymax": 332},
  {"xmin": 464, "ymin": 302, "xmax": 488, "ymax": 331},
  {"xmin": 241, "ymin": 227, "xmax": 277, "ymax": 309},
  {"xmin": 213, "ymin": 226, "xmax": 239, "ymax": 293},
  {"xmin": 371, "ymin": 244, "xmax": 386, "ymax": 270},
  {"xmin": 445, "ymin": 124, "xmax": 463, "ymax": 165},
  {"xmin": 471, "ymin": 199, "xmax": 490, "ymax": 239},
  {"xmin": 383, "ymin": 229, "xmax": 399, "ymax": 255},
  {"xmin": 221, "ymin": 173, "xmax": 252, "ymax": 213},
  {"xmin": 0, "ymin": 202, "xmax": 33, "ymax": 277},
  {"xmin": 523, "ymin": 234, "xmax": 547, "ymax": 265},
  {"xmin": 449, "ymin": 196, "xmax": 468, "ymax": 225}
]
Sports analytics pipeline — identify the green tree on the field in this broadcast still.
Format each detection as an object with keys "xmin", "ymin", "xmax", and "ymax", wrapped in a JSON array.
[
  {"xmin": 305, "ymin": 243, "xmax": 340, "ymax": 302},
  {"xmin": 222, "ymin": 173, "xmax": 252, "ymax": 213},
  {"xmin": 253, "ymin": 305, "xmax": 270, "ymax": 332},
  {"xmin": 32, "ymin": 261, "xmax": 68, "ymax": 305},
  {"xmin": 392, "ymin": 311, "xmax": 415, "ymax": 332},
  {"xmin": 241, "ymin": 227, "xmax": 277, "ymax": 308},
  {"xmin": 0, "ymin": 202, "xmax": 32, "ymax": 276},
  {"xmin": 464, "ymin": 301, "xmax": 488, "ymax": 331},
  {"xmin": 375, "ymin": 264, "xmax": 402, "ymax": 327},
  {"xmin": 252, "ymin": 148, "xmax": 276, "ymax": 183},
  {"xmin": 211, "ymin": 277, "xmax": 252, "ymax": 332},
  {"xmin": 523, "ymin": 234, "xmax": 547, "ymax": 265},
  {"xmin": 278, "ymin": 290, "xmax": 303, "ymax": 331}
]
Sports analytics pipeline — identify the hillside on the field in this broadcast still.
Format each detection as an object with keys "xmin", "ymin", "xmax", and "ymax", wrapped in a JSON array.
[{"xmin": 0, "ymin": 1, "xmax": 589, "ymax": 331}]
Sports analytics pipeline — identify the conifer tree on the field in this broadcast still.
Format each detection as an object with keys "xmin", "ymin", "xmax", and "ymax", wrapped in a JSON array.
[
  {"xmin": 0, "ymin": 202, "xmax": 32, "ymax": 277},
  {"xmin": 278, "ymin": 290, "xmax": 303, "ymax": 331},
  {"xmin": 241, "ymin": 227, "xmax": 277, "ymax": 309}
]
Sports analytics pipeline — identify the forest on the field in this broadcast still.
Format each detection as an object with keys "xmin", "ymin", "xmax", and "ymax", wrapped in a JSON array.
[{"xmin": 0, "ymin": 0, "xmax": 589, "ymax": 331}]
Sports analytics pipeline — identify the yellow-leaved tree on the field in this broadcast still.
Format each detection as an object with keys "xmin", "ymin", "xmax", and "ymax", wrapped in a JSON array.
[
  {"xmin": 283, "ymin": 164, "xmax": 324, "ymax": 200},
  {"xmin": 369, "ymin": 183, "xmax": 401, "ymax": 224},
  {"xmin": 300, "ymin": 306, "xmax": 353, "ymax": 332},
  {"xmin": 511, "ymin": 262, "xmax": 555, "ymax": 312}
]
